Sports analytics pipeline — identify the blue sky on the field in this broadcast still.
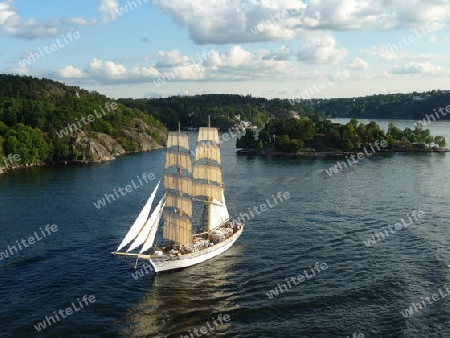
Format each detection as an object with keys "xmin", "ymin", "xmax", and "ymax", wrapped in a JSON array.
[{"xmin": 1, "ymin": 0, "xmax": 449, "ymax": 99}]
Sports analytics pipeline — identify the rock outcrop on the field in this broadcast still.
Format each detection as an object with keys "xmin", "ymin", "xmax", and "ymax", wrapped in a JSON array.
[{"xmin": 69, "ymin": 118, "xmax": 166, "ymax": 163}]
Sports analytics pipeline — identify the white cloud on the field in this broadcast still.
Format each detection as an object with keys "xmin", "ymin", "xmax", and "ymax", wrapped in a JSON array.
[
  {"xmin": 349, "ymin": 57, "xmax": 369, "ymax": 69},
  {"xmin": 380, "ymin": 70, "xmax": 393, "ymax": 79},
  {"xmin": 152, "ymin": 0, "xmax": 450, "ymax": 44},
  {"xmin": 86, "ymin": 58, "xmax": 128, "ymax": 78},
  {"xmin": 53, "ymin": 46, "xmax": 312, "ymax": 83},
  {"xmin": 152, "ymin": 0, "xmax": 311, "ymax": 44},
  {"xmin": 162, "ymin": 64, "xmax": 206, "ymax": 80},
  {"xmin": 297, "ymin": 34, "xmax": 347, "ymax": 64},
  {"xmin": 363, "ymin": 46, "xmax": 438, "ymax": 61},
  {"xmin": 390, "ymin": 61, "xmax": 450, "ymax": 75},
  {"xmin": 57, "ymin": 65, "xmax": 85, "ymax": 78},
  {"xmin": 0, "ymin": 0, "xmax": 96, "ymax": 39},
  {"xmin": 156, "ymin": 50, "xmax": 194, "ymax": 67},
  {"xmin": 99, "ymin": 0, "xmax": 118, "ymax": 23},
  {"xmin": 202, "ymin": 45, "xmax": 299, "ymax": 81},
  {"xmin": 261, "ymin": 45, "xmax": 293, "ymax": 61},
  {"xmin": 129, "ymin": 66, "xmax": 160, "ymax": 78},
  {"xmin": 65, "ymin": 17, "xmax": 98, "ymax": 26},
  {"xmin": 55, "ymin": 59, "xmax": 160, "ymax": 82}
]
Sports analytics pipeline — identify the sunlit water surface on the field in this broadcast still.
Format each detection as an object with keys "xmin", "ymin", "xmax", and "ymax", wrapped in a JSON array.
[{"xmin": 1, "ymin": 119, "xmax": 450, "ymax": 337}]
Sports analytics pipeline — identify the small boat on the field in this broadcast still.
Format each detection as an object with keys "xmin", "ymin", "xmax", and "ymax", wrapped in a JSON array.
[{"xmin": 113, "ymin": 121, "xmax": 244, "ymax": 273}]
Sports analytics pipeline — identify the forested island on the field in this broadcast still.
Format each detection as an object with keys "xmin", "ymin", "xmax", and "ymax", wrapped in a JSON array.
[
  {"xmin": 236, "ymin": 118, "xmax": 447, "ymax": 155},
  {"xmin": 0, "ymin": 75, "xmax": 167, "ymax": 174}
]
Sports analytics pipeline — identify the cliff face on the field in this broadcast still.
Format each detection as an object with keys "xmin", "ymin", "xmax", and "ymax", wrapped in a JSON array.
[
  {"xmin": 70, "ymin": 130, "xmax": 125, "ymax": 163},
  {"xmin": 70, "ymin": 118, "xmax": 166, "ymax": 163}
]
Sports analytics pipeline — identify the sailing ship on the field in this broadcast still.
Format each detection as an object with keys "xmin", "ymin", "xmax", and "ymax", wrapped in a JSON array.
[{"xmin": 113, "ymin": 123, "xmax": 244, "ymax": 273}]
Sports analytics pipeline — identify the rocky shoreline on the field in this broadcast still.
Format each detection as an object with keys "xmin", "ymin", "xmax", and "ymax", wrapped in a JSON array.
[{"xmin": 0, "ymin": 123, "xmax": 166, "ymax": 176}]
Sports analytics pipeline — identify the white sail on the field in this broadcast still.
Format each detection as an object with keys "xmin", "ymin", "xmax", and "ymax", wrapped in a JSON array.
[
  {"xmin": 165, "ymin": 152, "xmax": 191, "ymax": 171},
  {"xmin": 195, "ymin": 143, "xmax": 221, "ymax": 165},
  {"xmin": 116, "ymin": 181, "xmax": 160, "ymax": 251},
  {"xmin": 127, "ymin": 197, "xmax": 165, "ymax": 252},
  {"xmin": 209, "ymin": 191, "xmax": 229, "ymax": 230},
  {"xmin": 167, "ymin": 132, "xmax": 189, "ymax": 151},
  {"xmin": 163, "ymin": 211, "xmax": 192, "ymax": 246},
  {"xmin": 192, "ymin": 181, "xmax": 223, "ymax": 202},
  {"xmin": 193, "ymin": 164, "xmax": 223, "ymax": 184},
  {"xmin": 197, "ymin": 127, "xmax": 219, "ymax": 143},
  {"xmin": 139, "ymin": 200, "xmax": 165, "ymax": 253}
]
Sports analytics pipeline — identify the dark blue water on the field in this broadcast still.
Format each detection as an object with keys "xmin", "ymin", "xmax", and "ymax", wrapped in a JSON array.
[{"xmin": 1, "ymin": 120, "xmax": 450, "ymax": 337}]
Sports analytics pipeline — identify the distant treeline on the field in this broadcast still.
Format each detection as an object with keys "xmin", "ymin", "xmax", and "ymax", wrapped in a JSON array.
[
  {"xmin": 118, "ymin": 94, "xmax": 323, "ymax": 130},
  {"xmin": 311, "ymin": 90, "xmax": 450, "ymax": 120}
]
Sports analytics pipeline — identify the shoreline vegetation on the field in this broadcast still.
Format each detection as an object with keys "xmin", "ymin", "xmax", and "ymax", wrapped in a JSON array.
[
  {"xmin": 236, "ymin": 118, "xmax": 447, "ymax": 156},
  {"xmin": 2, "ymin": 75, "xmax": 449, "ymax": 175}
]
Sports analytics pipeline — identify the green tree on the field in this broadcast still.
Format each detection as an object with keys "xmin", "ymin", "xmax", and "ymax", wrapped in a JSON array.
[
  {"xmin": 434, "ymin": 136, "xmax": 446, "ymax": 148},
  {"xmin": 274, "ymin": 135, "xmax": 303, "ymax": 153},
  {"xmin": 387, "ymin": 122, "xmax": 402, "ymax": 141},
  {"xmin": 236, "ymin": 129, "xmax": 257, "ymax": 149},
  {"xmin": 3, "ymin": 123, "xmax": 50, "ymax": 164},
  {"xmin": 258, "ymin": 130, "xmax": 271, "ymax": 144}
]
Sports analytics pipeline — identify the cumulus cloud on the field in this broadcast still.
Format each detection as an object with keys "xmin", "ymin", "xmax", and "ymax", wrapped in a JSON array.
[
  {"xmin": 54, "ymin": 59, "xmax": 160, "ymax": 82},
  {"xmin": 53, "ymin": 45, "xmax": 307, "ymax": 83},
  {"xmin": 349, "ymin": 57, "xmax": 369, "ymax": 69},
  {"xmin": 152, "ymin": 0, "xmax": 311, "ymax": 44},
  {"xmin": 0, "ymin": 0, "xmax": 96, "ymax": 39},
  {"xmin": 261, "ymin": 45, "xmax": 293, "ymax": 61},
  {"xmin": 57, "ymin": 65, "xmax": 85, "ymax": 78},
  {"xmin": 390, "ymin": 61, "xmax": 450, "ymax": 75},
  {"xmin": 99, "ymin": 0, "xmax": 118, "ymax": 23},
  {"xmin": 0, "ymin": 0, "xmax": 121, "ymax": 40},
  {"xmin": 152, "ymin": 0, "xmax": 450, "ymax": 44},
  {"xmin": 297, "ymin": 34, "xmax": 347, "ymax": 64},
  {"xmin": 86, "ymin": 58, "xmax": 128, "ymax": 78},
  {"xmin": 155, "ymin": 50, "xmax": 194, "ymax": 68},
  {"xmin": 202, "ymin": 45, "xmax": 298, "ymax": 80}
]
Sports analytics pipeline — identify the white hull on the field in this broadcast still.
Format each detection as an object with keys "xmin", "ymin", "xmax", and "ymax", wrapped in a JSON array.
[{"xmin": 148, "ymin": 227, "xmax": 243, "ymax": 273}]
